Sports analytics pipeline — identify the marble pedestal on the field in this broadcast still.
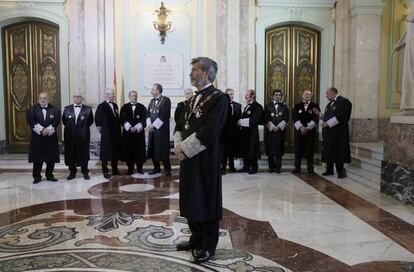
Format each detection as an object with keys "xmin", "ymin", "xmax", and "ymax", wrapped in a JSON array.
[{"xmin": 381, "ymin": 115, "xmax": 414, "ymax": 204}]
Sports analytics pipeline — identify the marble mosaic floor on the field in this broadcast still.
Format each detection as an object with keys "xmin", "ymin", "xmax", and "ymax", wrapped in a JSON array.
[{"xmin": 0, "ymin": 167, "xmax": 413, "ymax": 271}]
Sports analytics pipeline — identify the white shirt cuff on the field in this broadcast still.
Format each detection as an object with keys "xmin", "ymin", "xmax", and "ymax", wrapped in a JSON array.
[
  {"xmin": 266, "ymin": 121, "xmax": 275, "ymax": 132},
  {"xmin": 47, "ymin": 125, "xmax": 55, "ymax": 136},
  {"xmin": 33, "ymin": 124, "xmax": 44, "ymax": 135},
  {"xmin": 124, "ymin": 122, "xmax": 132, "ymax": 131},
  {"xmin": 307, "ymin": 120, "xmax": 317, "ymax": 130},
  {"xmin": 277, "ymin": 120, "xmax": 287, "ymax": 131},
  {"xmin": 294, "ymin": 121, "xmax": 303, "ymax": 130},
  {"xmin": 174, "ymin": 131, "xmax": 183, "ymax": 146},
  {"xmin": 153, "ymin": 118, "xmax": 164, "ymax": 129},
  {"xmin": 327, "ymin": 117, "xmax": 339, "ymax": 128},
  {"xmin": 135, "ymin": 123, "xmax": 143, "ymax": 132},
  {"xmin": 146, "ymin": 118, "xmax": 151, "ymax": 127},
  {"xmin": 240, "ymin": 118, "xmax": 250, "ymax": 128}
]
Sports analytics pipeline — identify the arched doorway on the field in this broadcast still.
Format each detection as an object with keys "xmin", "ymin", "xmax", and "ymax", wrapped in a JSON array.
[
  {"xmin": 264, "ymin": 24, "xmax": 320, "ymax": 150},
  {"xmin": 3, "ymin": 21, "xmax": 61, "ymax": 152}
]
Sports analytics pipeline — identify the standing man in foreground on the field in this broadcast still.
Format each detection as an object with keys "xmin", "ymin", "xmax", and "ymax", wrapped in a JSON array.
[
  {"xmin": 146, "ymin": 83, "xmax": 172, "ymax": 176},
  {"xmin": 321, "ymin": 87, "xmax": 352, "ymax": 178},
  {"xmin": 95, "ymin": 88, "xmax": 122, "ymax": 179},
  {"xmin": 62, "ymin": 91, "xmax": 94, "ymax": 180},
  {"xmin": 174, "ymin": 57, "xmax": 228, "ymax": 263},
  {"xmin": 27, "ymin": 92, "xmax": 60, "ymax": 183}
]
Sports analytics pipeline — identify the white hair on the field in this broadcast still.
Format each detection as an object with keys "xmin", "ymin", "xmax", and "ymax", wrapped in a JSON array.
[{"xmin": 184, "ymin": 88, "xmax": 193, "ymax": 95}]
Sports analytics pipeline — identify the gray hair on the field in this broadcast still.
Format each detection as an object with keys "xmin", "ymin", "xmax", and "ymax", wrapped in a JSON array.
[
  {"xmin": 225, "ymin": 88, "xmax": 234, "ymax": 93},
  {"xmin": 191, "ymin": 57, "xmax": 218, "ymax": 83},
  {"xmin": 104, "ymin": 87, "xmax": 114, "ymax": 96}
]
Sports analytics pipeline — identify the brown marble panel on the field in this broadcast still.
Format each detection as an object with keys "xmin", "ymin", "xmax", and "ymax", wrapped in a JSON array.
[
  {"xmin": 349, "ymin": 118, "xmax": 379, "ymax": 142},
  {"xmin": 383, "ymin": 122, "xmax": 414, "ymax": 169}
]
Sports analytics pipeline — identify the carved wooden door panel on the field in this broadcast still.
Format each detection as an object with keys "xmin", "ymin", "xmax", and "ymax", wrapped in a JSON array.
[
  {"xmin": 4, "ymin": 22, "xmax": 60, "ymax": 152},
  {"xmin": 265, "ymin": 25, "xmax": 319, "ymax": 150}
]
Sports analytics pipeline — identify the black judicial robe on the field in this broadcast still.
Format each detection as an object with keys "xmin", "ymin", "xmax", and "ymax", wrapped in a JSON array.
[
  {"xmin": 62, "ymin": 104, "xmax": 94, "ymax": 166},
  {"xmin": 95, "ymin": 101, "xmax": 122, "ymax": 161},
  {"xmin": 240, "ymin": 101, "xmax": 264, "ymax": 159},
  {"xmin": 322, "ymin": 96, "xmax": 352, "ymax": 164},
  {"xmin": 27, "ymin": 104, "xmax": 60, "ymax": 163},
  {"xmin": 292, "ymin": 101, "xmax": 320, "ymax": 158},
  {"xmin": 147, "ymin": 96, "xmax": 171, "ymax": 161},
  {"xmin": 174, "ymin": 101, "xmax": 186, "ymax": 124},
  {"xmin": 175, "ymin": 85, "xmax": 228, "ymax": 221},
  {"xmin": 120, "ymin": 102, "xmax": 147, "ymax": 164},
  {"xmin": 221, "ymin": 100, "xmax": 242, "ymax": 156},
  {"xmin": 264, "ymin": 102, "xmax": 288, "ymax": 156}
]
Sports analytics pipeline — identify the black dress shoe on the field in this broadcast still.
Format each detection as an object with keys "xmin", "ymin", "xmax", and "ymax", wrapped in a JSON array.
[
  {"xmin": 192, "ymin": 249, "xmax": 214, "ymax": 263},
  {"xmin": 83, "ymin": 173, "xmax": 90, "ymax": 180},
  {"xmin": 176, "ymin": 241, "xmax": 199, "ymax": 251},
  {"xmin": 33, "ymin": 179, "xmax": 41, "ymax": 184},
  {"xmin": 275, "ymin": 169, "xmax": 281, "ymax": 174},
  {"xmin": 237, "ymin": 168, "xmax": 249, "ymax": 173},
  {"xmin": 66, "ymin": 173, "xmax": 76, "ymax": 180},
  {"xmin": 137, "ymin": 169, "xmax": 144, "ymax": 174},
  {"xmin": 112, "ymin": 170, "xmax": 121, "ymax": 176},
  {"xmin": 47, "ymin": 176, "xmax": 58, "ymax": 182},
  {"xmin": 229, "ymin": 167, "xmax": 236, "ymax": 173},
  {"xmin": 291, "ymin": 168, "xmax": 301, "ymax": 173},
  {"xmin": 103, "ymin": 173, "xmax": 111, "ymax": 179},
  {"xmin": 308, "ymin": 170, "xmax": 316, "ymax": 175},
  {"xmin": 165, "ymin": 170, "xmax": 172, "ymax": 177},
  {"xmin": 322, "ymin": 171, "xmax": 334, "ymax": 176},
  {"xmin": 248, "ymin": 169, "xmax": 258, "ymax": 175},
  {"xmin": 127, "ymin": 169, "xmax": 134, "ymax": 175},
  {"xmin": 268, "ymin": 168, "xmax": 274, "ymax": 173},
  {"xmin": 148, "ymin": 169, "xmax": 161, "ymax": 175},
  {"xmin": 337, "ymin": 170, "xmax": 347, "ymax": 179},
  {"xmin": 221, "ymin": 169, "xmax": 226, "ymax": 175}
]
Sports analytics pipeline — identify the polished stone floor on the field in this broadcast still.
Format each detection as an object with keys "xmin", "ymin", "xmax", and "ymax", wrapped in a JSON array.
[{"xmin": 0, "ymin": 166, "xmax": 413, "ymax": 272}]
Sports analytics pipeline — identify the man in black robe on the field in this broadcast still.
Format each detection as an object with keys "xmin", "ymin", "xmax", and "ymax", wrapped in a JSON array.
[
  {"xmin": 146, "ymin": 83, "xmax": 171, "ymax": 176},
  {"xmin": 27, "ymin": 92, "xmax": 60, "ymax": 184},
  {"xmin": 62, "ymin": 91, "xmax": 94, "ymax": 180},
  {"xmin": 292, "ymin": 89, "xmax": 320, "ymax": 174},
  {"xmin": 174, "ymin": 88, "xmax": 193, "ymax": 124},
  {"xmin": 220, "ymin": 88, "xmax": 242, "ymax": 173},
  {"xmin": 95, "ymin": 88, "xmax": 122, "ymax": 179},
  {"xmin": 120, "ymin": 90, "xmax": 147, "ymax": 175},
  {"xmin": 321, "ymin": 87, "xmax": 352, "ymax": 178},
  {"xmin": 174, "ymin": 57, "xmax": 228, "ymax": 263},
  {"xmin": 264, "ymin": 89, "xmax": 288, "ymax": 173},
  {"xmin": 238, "ymin": 89, "xmax": 263, "ymax": 174}
]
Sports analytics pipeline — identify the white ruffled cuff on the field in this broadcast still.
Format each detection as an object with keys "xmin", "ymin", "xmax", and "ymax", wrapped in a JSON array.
[
  {"xmin": 277, "ymin": 120, "xmax": 287, "ymax": 131},
  {"xmin": 33, "ymin": 123, "xmax": 44, "ymax": 135},
  {"xmin": 153, "ymin": 118, "xmax": 164, "ymax": 129},
  {"xmin": 181, "ymin": 132, "xmax": 206, "ymax": 158},
  {"xmin": 124, "ymin": 122, "xmax": 132, "ymax": 131},
  {"xmin": 327, "ymin": 117, "xmax": 339, "ymax": 128},
  {"xmin": 294, "ymin": 121, "xmax": 303, "ymax": 130}
]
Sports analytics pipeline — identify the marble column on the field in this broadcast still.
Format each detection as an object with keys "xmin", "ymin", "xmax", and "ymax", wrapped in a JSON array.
[
  {"xmin": 65, "ymin": 0, "xmax": 114, "ymax": 155},
  {"xmin": 347, "ymin": 0, "xmax": 384, "ymax": 142}
]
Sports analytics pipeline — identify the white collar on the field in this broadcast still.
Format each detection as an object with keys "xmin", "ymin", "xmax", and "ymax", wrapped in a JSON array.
[
  {"xmin": 199, "ymin": 83, "xmax": 212, "ymax": 91},
  {"xmin": 334, "ymin": 94, "xmax": 339, "ymax": 101}
]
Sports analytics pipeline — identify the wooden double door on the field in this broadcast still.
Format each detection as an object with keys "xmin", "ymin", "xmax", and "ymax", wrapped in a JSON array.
[
  {"xmin": 265, "ymin": 24, "xmax": 320, "ymax": 150},
  {"xmin": 3, "ymin": 22, "xmax": 61, "ymax": 152}
]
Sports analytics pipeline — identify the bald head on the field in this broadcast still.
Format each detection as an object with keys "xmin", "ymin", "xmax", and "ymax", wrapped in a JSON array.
[
  {"xmin": 38, "ymin": 92, "xmax": 49, "ymax": 107},
  {"xmin": 184, "ymin": 88, "xmax": 194, "ymax": 101},
  {"xmin": 104, "ymin": 88, "xmax": 115, "ymax": 102},
  {"xmin": 72, "ymin": 91, "xmax": 84, "ymax": 105}
]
